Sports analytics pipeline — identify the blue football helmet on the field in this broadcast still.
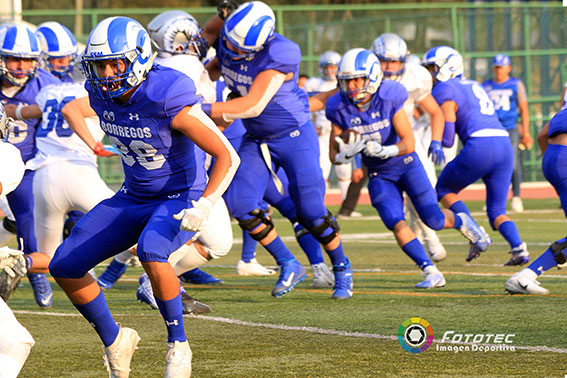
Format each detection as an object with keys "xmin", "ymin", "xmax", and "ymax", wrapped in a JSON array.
[
  {"xmin": 422, "ymin": 46, "xmax": 463, "ymax": 83},
  {"xmin": 319, "ymin": 51, "xmax": 341, "ymax": 81},
  {"xmin": 0, "ymin": 25, "xmax": 41, "ymax": 86},
  {"xmin": 220, "ymin": 1, "xmax": 275, "ymax": 61},
  {"xmin": 147, "ymin": 10, "xmax": 208, "ymax": 58},
  {"xmin": 82, "ymin": 17, "xmax": 154, "ymax": 99},
  {"xmin": 371, "ymin": 33, "xmax": 408, "ymax": 77},
  {"xmin": 35, "ymin": 21, "xmax": 78, "ymax": 79},
  {"xmin": 337, "ymin": 48, "xmax": 382, "ymax": 105}
]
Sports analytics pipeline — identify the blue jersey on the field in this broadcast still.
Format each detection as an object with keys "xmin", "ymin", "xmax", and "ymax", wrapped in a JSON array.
[
  {"xmin": 482, "ymin": 77, "xmax": 524, "ymax": 129},
  {"xmin": 325, "ymin": 80, "xmax": 408, "ymax": 171},
  {"xmin": 432, "ymin": 78, "xmax": 505, "ymax": 144},
  {"xmin": 0, "ymin": 68, "xmax": 60, "ymax": 162},
  {"xmin": 217, "ymin": 33, "xmax": 310, "ymax": 138},
  {"xmin": 87, "ymin": 65, "xmax": 207, "ymax": 198},
  {"xmin": 548, "ymin": 108, "xmax": 567, "ymax": 137}
]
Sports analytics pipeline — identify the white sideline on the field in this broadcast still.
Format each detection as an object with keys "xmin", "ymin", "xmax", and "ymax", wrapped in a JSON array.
[{"xmin": 12, "ymin": 310, "xmax": 567, "ymax": 353}]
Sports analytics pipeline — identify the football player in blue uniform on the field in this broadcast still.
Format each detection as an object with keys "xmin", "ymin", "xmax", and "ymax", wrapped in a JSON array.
[
  {"xmin": 327, "ymin": 48, "xmax": 489, "ymax": 288},
  {"xmin": 48, "ymin": 17, "xmax": 239, "ymax": 377},
  {"xmin": 482, "ymin": 54, "xmax": 532, "ymax": 213},
  {"xmin": 423, "ymin": 46, "xmax": 528, "ymax": 265},
  {"xmin": 0, "ymin": 25, "xmax": 60, "ymax": 309},
  {"xmin": 505, "ymin": 110, "xmax": 567, "ymax": 294},
  {"xmin": 203, "ymin": 1, "xmax": 353, "ymax": 299}
]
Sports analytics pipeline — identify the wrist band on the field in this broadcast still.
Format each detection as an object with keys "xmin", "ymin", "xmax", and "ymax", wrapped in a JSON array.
[{"xmin": 15, "ymin": 104, "xmax": 24, "ymax": 121}]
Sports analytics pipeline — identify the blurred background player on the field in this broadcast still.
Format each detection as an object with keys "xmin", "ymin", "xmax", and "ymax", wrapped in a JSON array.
[
  {"xmin": 505, "ymin": 108, "xmax": 567, "ymax": 294},
  {"xmin": 0, "ymin": 24, "xmax": 60, "ymax": 308},
  {"xmin": 204, "ymin": 1, "xmax": 353, "ymax": 299},
  {"xmin": 482, "ymin": 54, "xmax": 532, "ymax": 213},
  {"xmin": 423, "ymin": 46, "xmax": 528, "ymax": 266},
  {"xmin": 327, "ymin": 48, "xmax": 489, "ymax": 288},
  {"xmin": 372, "ymin": 33, "xmax": 447, "ymax": 262},
  {"xmin": 0, "ymin": 102, "xmax": 35, "ymax": 378}
]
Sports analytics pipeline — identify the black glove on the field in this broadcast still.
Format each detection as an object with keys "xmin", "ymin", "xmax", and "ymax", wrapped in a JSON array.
[{"xmin": 217, "ymin": 0, "xmax": 239, "ymax": 20}]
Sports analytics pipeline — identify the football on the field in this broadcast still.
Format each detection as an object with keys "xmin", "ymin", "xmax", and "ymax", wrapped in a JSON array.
[{"xmin": 334, "ymin": 129, "xmax": 360, "ymax": 150}]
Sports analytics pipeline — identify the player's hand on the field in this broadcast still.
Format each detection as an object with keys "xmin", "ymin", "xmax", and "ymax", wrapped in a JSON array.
[
  {"xmin": 0, "ymin": 247, "xmax": 26, "ymax": 278},
  {"xmin": 334, "ymin": 132, "xmax": 365, "ymax": 164},
  {"xmin": 3, "ymin": 104, "xmax": 17, "ymax": 119},
  {"xmin": 93, "ymin": 142, "xmax": 116, "ymax": 157},
  {"xmin": 428, "ymin": 140, "xmax": 446, "ymax": 165},
  {"xmin": 363, "ymin": 140, "xmax": 383, "ymax": 157},
  {"xmin": 174, "ymin": 197, "xmax": 213, "ymax": 232},
  {"xmin": 217, "ymin": 0, "xmax": 239, "ymax": 20},
  {"xmin": 352, "ymin": 168, "xmax": 364, "ymax": 183},
  {"xmin": 519, "ymin": 134, "xmax": 533, "ymax": 150}
]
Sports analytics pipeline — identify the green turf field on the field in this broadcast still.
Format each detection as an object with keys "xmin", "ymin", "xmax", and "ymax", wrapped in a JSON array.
[{"xmin": 10, "ymin": 199, "xmax": 567, "ymax": 377}]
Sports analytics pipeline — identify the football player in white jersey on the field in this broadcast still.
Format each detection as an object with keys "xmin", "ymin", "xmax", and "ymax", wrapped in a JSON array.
[
  {"xmin": 372, "ymin": 33, "xmax": 448, "ymax": 262},
  {"xmin": 0, "ymin": 102, "xmax": 35, "ymax": 378},
  {"xmin": 304, "ymin": 51, "xmax": 353, "ymax": 200}
]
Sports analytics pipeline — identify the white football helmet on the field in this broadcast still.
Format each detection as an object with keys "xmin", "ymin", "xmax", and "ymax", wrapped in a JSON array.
[
  {"xmin": 220, "ymin": 1, "xmax": 275, "ymax": 61},
  {"xmin": 35, "ymin": 21, "xmax": 78, "ymax": 79},
  {"xmin": 0, "ymin": 25, "xmax": 41, "ymax": 86},
  {"xmin": 405, "ymin": 54, "xmax": 421, "ymax": 66},
  {"xmin": 319, "ymin": 51, "xmax": 341, "ymax": 81},
  {"xmin": 147, "ymin": 10, "xmax": 208, "ymax": 58},
  {"xmin": 371, "ymin": 33, "xmax": 408, "ymax": 77},
  {"xmin": 82, "ymin": 17, "xmax": 154, "ymax": 99},
  {"xmin": 422, "ymin": 46, "xmax": 464, "ymax": 83},
  {"xmin": 337, "ymin": 48, "xmax": 382, "ymax": 104}
]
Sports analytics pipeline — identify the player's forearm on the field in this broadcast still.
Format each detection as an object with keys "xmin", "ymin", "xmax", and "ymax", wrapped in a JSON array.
[
  {"xmin": 537, "ymin": 123, "xmax": 549, "ymax": 154},
  {"xmin": 61, "ymin": 104, "xmax": 97, "ymax": 150},
  {"xmin": 309, "ymin": 88, "xmax": 338, "ymax": 112}
]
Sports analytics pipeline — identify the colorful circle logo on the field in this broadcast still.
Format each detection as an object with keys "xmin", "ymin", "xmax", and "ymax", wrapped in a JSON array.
[{"xmin": 398, "ymin": 317, "xmax": 434, "ymax": 353}]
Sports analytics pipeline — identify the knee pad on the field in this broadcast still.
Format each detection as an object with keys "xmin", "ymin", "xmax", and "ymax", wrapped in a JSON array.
[
  {"xmin": 3, "ymin": 217, "xmax": 16, "ymax": 234},
  {"xmin": 298, "ymin": 211, "xmax": 340, "ymax": 245},
  {"xmin": 292, "ymin": 218, "xmax": 309, "ymax": 240},
  {"xmin": 237, "ymin": 209, "xmax": 274, "ymax": 242},
  {"xmin": 550, "ymin": 237, "xmax": 567, "ymax": 267}
]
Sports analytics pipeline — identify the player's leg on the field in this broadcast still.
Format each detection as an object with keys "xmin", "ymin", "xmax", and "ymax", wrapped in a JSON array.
[
  {"xmin": 368, "ymin": 173, "xmax": 445, "ymax": 289},
  {"xmin": 508, "ymin": 128, "xmax": 524, "ymax": 212},
  {"xmin": 0, "ymin": 297, "xmax": 35, "ymax": 377},
  {"xmin": 275, "ymin": 124, "xmax": 351, "ymax": 299},
  {"xmin": 337, "ymin": 166, "xmax": 367, "ymax": 218},
  {"xmin": 335, "ymin": 159, "xmax": 352, "ymax": 201},
  {"xmin": 484, "ymin": 137, "xmax": 528, "ymax": 266},
  {"xmin": 318, "ymin": 131, "xmax": 332, "ymax": 191},
  {"xmin": 225, "ymin": 138, "xmax": 305, "ymax": 297},
  {"xmin": 0, "ymin": 198, "xmax": 16, "ymax": 247}
]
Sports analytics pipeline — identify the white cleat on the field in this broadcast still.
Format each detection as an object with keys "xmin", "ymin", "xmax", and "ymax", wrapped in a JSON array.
[
  {"xmin": 415, "ymin": 266, "xmax": 446, "ymax": 289},
  {"xmin": 165, "ymin": 340, "xmax": 192, "ymax": 378},
  {"xmin": 511, "ymin": 196, "xmax": 524, "ymax": 213},
  {"xmin": 311, "ymin": 262, "xmax": 335, "ymax": 288},
  {"xmin": 505, "ymin": 269, "xmax": 549, "ymax": 295},
  {"xmin": 236, "ymin": 258, "xmax": 276, "ymax": 276},
  {"xmin": 103, "ymin": 326, "xmax": 140, "ymax": 378},
  {"xmin": 425, "ymin": 240, "xmax": 447, "ymax": 262}
]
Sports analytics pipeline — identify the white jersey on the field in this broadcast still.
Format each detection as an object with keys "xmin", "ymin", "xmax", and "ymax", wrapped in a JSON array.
[
  {"xmin": 304, "ymin": 76, "xmax": 337, "ymax": 135},
  {"xmin": 390, "ymin": 63, "xmax": 433, "ymax": 128},
  {"xmin": 155, "ymin": 55, "xmax": 216, "ymax": 104},
  {"xmin": 0, "ymin": 142, "xmax": 24, "ymax": 198},
  {"xmin": 26, "ymin": 82, "xmax": 104, "ymax": 171}
]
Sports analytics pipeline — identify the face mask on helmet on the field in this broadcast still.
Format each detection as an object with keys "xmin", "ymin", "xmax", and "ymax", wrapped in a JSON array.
[
  {"xmin": 319, "ymin": 51, "xmax": 341, "ymax": 81},
  {"xmin": 148, "ymin": 10, "xmax": 208, "ymax": 58},
  {"xmin": 219, "ymin": 1, "xmax": 275, "ymax": 63},
  {"xmin": 35, "ymin": 22, "xmax": 78, "ymax": 79},
  {"xmin": 82, "ymin": 17, "xmax": 154, "ymax": 99},
  {"xmin": 0, "ymin": 25, "xmax": 40, "ymax": 87},
  {"xmin": 371, "ymin": 33, "xmax": 407, "ymax": 78},
  {"xmin": 422, "ymin": 46, "xmax": 464, "ymax": 83},
  {"xmin": 337, "ymin": 48, "xmax": 382, "ymax": 105}
]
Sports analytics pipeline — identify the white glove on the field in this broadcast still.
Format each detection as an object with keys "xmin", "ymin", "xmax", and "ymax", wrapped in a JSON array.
[
  {"xmin": 0, "ymin": 247, "xmax": 27, "ymax": 278},
  {"xmin": 173, "ymin": 197, "xmax": 213, "ymax": 232},
  {"xmin": 364, "ymin": 141, "xmax": 399, "ymax": 159},
  {"xmin": 334, "ymin": 132, "xmax": 365, "ymax": 164}
]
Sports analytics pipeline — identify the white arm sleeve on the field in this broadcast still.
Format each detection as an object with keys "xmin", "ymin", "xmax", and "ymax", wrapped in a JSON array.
[
  {"xmin": 0, "ymin": 143, "xmax": 24, "ymax": 198},
  {"xmin": 187, "ymin": 104, "xmax": 240, "ymax": 205},
  {"xmin": 222, "ymin": 73, "xmax": 286, "ymax": 122}
]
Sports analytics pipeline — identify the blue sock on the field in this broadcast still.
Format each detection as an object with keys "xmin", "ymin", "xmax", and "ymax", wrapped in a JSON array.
[
  {"xmin": 263, "ymin": 237, "xmax": 295, "ymax": 266},
  {"xmin": 294, "ymin": 224, "xmax": 324, "ymax": 265},
  {"xmin": 241, "ymin": 231, "xmax": 257, "ymax": 263},
  {"xmin": 452, "ymin": 212, "xmax": 463, "ymax": 229},
  {"xmin": 498, "ymin": 221, "xmax": 522, "ymax": 249},
  {"xmin": 155, "ymin": 295, "xmax": 186, "ymax": 343},
  {"xmin": 402, "ymin": 238, "xmax": 433, "ymax": 270},
  {"xmin": 74, "ymin": 291, "xmax": 119, "ymax": 347},
  {"xmin": 527, "ymin": 238, "xmax": 567, "ymax": 276},
  {"xmin": 325, "ymin": 241, "xmax": 348, "ymax": 267},
  {"xmin": 450, "ymin": 201, "xmax": 471, "ymax": 217}
]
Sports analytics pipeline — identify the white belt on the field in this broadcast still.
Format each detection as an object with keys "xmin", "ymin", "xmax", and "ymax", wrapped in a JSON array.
[{"xmin": 469, "ymin": 129, "xmax": 509, "ymax": 138}]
